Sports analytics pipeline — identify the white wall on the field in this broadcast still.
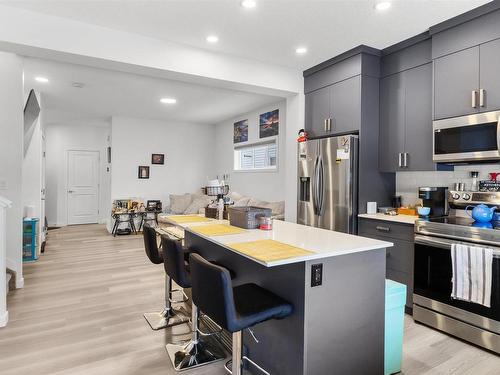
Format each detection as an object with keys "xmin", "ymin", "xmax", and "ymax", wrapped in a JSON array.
[
  {"xmin": 110, "ymin": 116, "xmax": 216, "ymax": 209},
  {"xmin": 396, "ymin": 164, "xmax": 500, "ymax": 206},
  {"xmin": 45, "ymin": 121, "xmax": 111, "ymax": 226},
  {"xmin": 0, "ymin": 52, "xmax": 24, "ymax": 287},
  {"xmin": 22, "ymin": 92, "xmax": 42, "ymax": 222},
  {"xmin": 214, "ymin": 101, "xmax": 286, "ymax": 202}
]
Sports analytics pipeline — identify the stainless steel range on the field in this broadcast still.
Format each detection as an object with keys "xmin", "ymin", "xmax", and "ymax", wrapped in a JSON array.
[{"xmin": 413, "ymin": 190, "xmax": 500, "ymax": 353}]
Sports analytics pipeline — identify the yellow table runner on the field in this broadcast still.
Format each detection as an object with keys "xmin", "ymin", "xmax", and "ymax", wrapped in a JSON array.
[
  {"xmin": 227, "ymin": 239, "xmax": 315, "ymax": 263},
  {"xmin": 189, "ymin": 224, "xmax": 245, "ymax": 236},
  {"xmin": 167, "ymin": 215, "xmax": 213, "ymax": 224}
]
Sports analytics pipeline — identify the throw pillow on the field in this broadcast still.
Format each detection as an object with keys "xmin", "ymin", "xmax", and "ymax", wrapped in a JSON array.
[
  {"xmin": 169, "ymin": 194, "xmax": 193, "ymax": 214},
  {"xmin": 184, "ymin": 195, "xmax": 212, "ymax": 214}
]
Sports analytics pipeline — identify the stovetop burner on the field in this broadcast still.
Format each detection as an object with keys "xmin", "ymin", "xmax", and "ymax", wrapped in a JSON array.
[{"xmin": 424, "ymin": 216, "xmax": 500, "ymax": 230}]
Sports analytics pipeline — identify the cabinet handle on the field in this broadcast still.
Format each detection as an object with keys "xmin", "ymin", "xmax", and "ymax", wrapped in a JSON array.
[
  {"xmin": 403, "ymin": 152, "xmax": 409, "ymax": 168},
  {"xmin": 327, "ymin": 118, "xmax": 332, "ymax": 131},
  {"xmin": 324, "ymin": 119, "xmax": 327, "ymax": 132},
  {"xmin": 398, "ymin": 153, "xmax": 402, "ymax": 168},
  {"xmin": 480, "ymin": 89, "xmax": 486, "ymax": 107},
  {"xmin": 376, "ymin": 226, "xmax": 390, "ymax": 232},
  {"xmin": 472, "ymin": 90, "xmax": 478, "ymax": 108}
]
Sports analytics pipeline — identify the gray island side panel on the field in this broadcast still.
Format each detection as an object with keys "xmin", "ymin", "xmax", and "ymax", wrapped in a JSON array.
[
  {"xmin": 304, "ymin": 248, "xmax": 386, "ymax": 375},
  {"xmin": 185, "ymin": 231, "xmax": 306, "ymax": 375}
]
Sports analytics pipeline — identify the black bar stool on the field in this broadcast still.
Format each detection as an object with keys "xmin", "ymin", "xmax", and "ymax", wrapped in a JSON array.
[
  {"xmin": 189, "ymin": 253, "xmax": 293, "ymax": 375},
  {"xmin": 142, "ymin": 224, "xmax": 189, "ymax": 330},
  {"xmin": 162, "ymin": 236, "xmax": 226, "ymax": 371}
]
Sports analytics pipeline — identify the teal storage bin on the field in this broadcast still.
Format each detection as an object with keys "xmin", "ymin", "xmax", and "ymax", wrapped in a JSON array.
[{"xmin": 385, "ymin": 279, "xmax": 407, "ymax": 375}]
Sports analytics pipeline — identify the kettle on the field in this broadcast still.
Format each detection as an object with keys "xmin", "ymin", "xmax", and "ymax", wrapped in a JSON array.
[{"xmin": 465, "ymin": 204, "xmax": 497, "ymax": 223}]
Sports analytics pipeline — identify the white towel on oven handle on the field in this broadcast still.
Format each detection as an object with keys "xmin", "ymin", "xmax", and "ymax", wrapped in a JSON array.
[{"xmin": 451, "ymin": 243, "xmax": 493, "ymax": 308}]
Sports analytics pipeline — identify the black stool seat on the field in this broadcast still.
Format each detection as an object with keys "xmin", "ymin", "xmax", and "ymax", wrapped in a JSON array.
[
  {"xmin": 189, "ymin": 253, "xmax": 293, "ymax": 333},
  {"xmin": 231, "ymin": 283, "xmax": 293, "ymax": 333}
]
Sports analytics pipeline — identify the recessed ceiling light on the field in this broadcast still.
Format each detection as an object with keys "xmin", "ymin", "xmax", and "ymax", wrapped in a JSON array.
[
  {"xmin": 375, "ymin": 1, "xmax": 391, "ymax": 11},
  {"xmin": 295, "ymin": 47, "xmax": 308, "ymax": 55},
  {"xmin": 206, "ymin": 35, "xmax": 219, "ymax": 43},
  {"xmin": 241, "ymin": 0, "xmax": 256, "ymax": 9},
  {"xmin": 160, "ymin": 98, "xmax": 177, "ymax": 104},
  {"xmin": 71, "ymin": 82, "xmax": 85, "ymax": 88},
  {"xmin": 35, "ymin": 76, "xmax": 49, "ymax": 83}
]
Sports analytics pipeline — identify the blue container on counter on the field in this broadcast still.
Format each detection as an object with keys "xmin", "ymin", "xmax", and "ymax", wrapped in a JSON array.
[{"xmin": 385, "ymin": 279, "xmax": 407, "ymax": 375}]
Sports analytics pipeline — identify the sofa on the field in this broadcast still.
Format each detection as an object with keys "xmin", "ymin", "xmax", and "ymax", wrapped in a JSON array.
[{"xmin": 163, "ymin": 191, "xmax": 285, "ymax": 220}]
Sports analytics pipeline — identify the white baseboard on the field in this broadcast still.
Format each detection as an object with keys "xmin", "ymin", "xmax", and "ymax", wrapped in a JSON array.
[
  {"xmin": 0, "ymin": 311, "xmax": 8, "ymax": 327},
  {"xmin": 15, "ymin": 277, "xmax": 24, "ymax": 289}
]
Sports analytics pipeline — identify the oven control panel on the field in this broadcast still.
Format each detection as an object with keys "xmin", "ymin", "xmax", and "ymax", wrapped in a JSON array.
[{"xmin": 448, "ymin": 190, "xmax": 500, "ymax": 207}]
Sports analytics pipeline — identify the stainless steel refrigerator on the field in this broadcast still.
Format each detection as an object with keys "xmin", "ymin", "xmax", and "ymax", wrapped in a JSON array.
[{"xmin": 297, "ymin": 134, "xmax": 358, "ymax": 234}]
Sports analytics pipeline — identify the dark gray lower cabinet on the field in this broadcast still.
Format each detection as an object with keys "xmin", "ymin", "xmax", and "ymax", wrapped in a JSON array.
[{"xmin": 359, "ymin": 218, "xmax": 414, "ymax": 311}]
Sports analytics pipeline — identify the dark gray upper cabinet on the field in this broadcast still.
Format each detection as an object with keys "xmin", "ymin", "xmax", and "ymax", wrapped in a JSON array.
[
  {"xmin": 434, "ymin": 46, "xmax": 479, "ymax": 120},
  {"xmin": 434, "ymin": 38, "xmax": 500, "ymax": 119},
  {"xmin": 379, "ymin": 63, "xmax": 434, "ymax": 172},
  {"xmin": 305, "ymin": 86, "xmax": 330, "ymax": 137},
  {"xmin": 330, "ymin": 76, "xmax": 361, "ymax": 134},
  {"xmin": 379, "ymin": 73, "xmax": 404, "ymax": 172},
  {"xmin": 480, "ymin": 38, "xmax": 500, "ymax": 112},
  {"xmin": 305, "ymin": 76, "xmax": 361, "ymax": 137},
  {"xmin": 404, "ymin": 63, "xmax": 434, "ymax": 171}
]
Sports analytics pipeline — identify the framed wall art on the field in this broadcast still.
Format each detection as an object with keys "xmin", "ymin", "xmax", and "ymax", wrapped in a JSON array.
[
  {"xmin": 151, "ymin": 153, "xmax": 165, "ymax": 165},
  {"xmin": 233, "ymin": 119, "xmax": 249, "ymax": 143},
  {"xmin": 259, "ymin": 109, "xmax": 279, "ymax": 138},
  {"xmin": 138, "ymin": 166, "xmax": 150, "ymax": 179}
]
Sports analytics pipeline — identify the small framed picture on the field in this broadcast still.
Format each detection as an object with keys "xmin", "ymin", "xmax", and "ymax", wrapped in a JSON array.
[
  {"xmin": 151, "ymin": 153, "xmax": 165, "ymax": 165},
  {"xmin": 138, "ymin": 166, "xmax": 150, "ymax": 179}
]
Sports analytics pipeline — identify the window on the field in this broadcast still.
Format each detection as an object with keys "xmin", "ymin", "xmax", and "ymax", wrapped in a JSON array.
[{"xmin": 234, "ymin": 141, "xmax": 277, "ymax": 171}]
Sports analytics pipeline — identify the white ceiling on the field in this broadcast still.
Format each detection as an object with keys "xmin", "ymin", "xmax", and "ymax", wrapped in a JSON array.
[
  {"xmin": 3, "ymin": 0, "xmax": 491, "ymax": 70},
  {"xmin": 24, "ymin": 57, "xmax": 282, "ymax": 124}
]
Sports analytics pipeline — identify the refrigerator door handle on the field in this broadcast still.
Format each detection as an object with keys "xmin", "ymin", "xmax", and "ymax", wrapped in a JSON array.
[
  {"xmin": 313, "ymin": 156, "xmax": 319, "ymax": 215},
  {"xmin": 318, "ymin": 156, "xmax": 325, "ymax": 216}
]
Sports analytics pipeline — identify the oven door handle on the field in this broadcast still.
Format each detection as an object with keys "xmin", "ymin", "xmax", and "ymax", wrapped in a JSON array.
[
  {"xmin": 415, "ymin": 235, "xmax": 453, "ymax": 249},
  {"xmin": 415, "ymin": 234, "xmax": 500, "ymax": 254}
]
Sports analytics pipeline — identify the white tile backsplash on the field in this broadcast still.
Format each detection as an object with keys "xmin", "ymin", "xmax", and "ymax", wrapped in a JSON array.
[{"xmin": 396, "ymin": 164, "xmax": 500, "ymax": 206}]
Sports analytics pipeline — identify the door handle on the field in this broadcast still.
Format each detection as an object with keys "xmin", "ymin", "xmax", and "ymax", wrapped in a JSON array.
[
  {"xmin": 472, "ymin": 90, "xmax": 478, "ymax": 108},
  {"xmin": 479, "ymin": 89, "xmax": 486, "ymax": 107},
  {"xmin": 68, "ymin": 190, "xmax": 74, "ymax": 193}
]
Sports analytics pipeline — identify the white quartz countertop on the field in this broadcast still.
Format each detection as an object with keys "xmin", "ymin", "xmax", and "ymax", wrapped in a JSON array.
[
  {"xmin": 358, "ymin": 213, "xmax": 418, "ymax": 225},
  {"xmin": 160, "ymin": 216, "xmax": 392, "ymax": 267}
]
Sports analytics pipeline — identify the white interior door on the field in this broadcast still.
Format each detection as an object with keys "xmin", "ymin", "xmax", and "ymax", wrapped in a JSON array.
[{"xmin": 67, "ymin": 150, "xmax": 99, "ymax": 225}]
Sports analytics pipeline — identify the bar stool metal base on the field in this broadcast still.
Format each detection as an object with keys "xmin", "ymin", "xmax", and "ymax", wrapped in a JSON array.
[
  {"xmin": 166, "ymin": 338, "xmax": 225, "ymax": 371},
  {"xmin": 143, "ymin": 306, "xmax": 189, "ymax": 331}
]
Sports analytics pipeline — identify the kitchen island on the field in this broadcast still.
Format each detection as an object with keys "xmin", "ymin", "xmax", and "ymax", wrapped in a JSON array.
[{"xmin": 160, "ymin": 217, "xmax": 392, "ymax": 375}]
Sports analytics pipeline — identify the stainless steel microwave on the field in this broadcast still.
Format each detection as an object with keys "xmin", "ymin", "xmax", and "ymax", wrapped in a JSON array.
[{"xmin": 433, "ymin": 110, "xmax": 500, "ymax": 163}]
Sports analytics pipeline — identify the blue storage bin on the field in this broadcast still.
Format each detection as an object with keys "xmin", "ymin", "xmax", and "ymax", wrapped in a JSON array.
[
  {"xmin": 23, "ymin": 218, "xmax": 39, "ymax": 262},
  {"xmin": 385, "ymin": 279, "xmax": 407, "ymax": 375}
]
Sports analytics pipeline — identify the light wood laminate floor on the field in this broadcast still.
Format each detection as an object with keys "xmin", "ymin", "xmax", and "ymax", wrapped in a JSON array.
[{"xmin": 1, "ymin": 224, "xmax": 498, "ymax": 375}]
